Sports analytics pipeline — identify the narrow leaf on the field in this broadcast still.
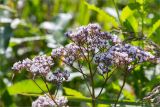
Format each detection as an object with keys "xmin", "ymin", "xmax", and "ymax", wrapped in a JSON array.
[
  {"xmin": 120, "ymin": 6, "xmax": 134, "ymax": 22},
  {"xmin": 127, "ymin": 16, "xmax": 138, "ymax": 32},
  {"xmin": 63, "ymin": 87, "xmax": 85, "ymax": 98},
  {"xmin": 148, "ymin": 20, "xmax": 160, "ymax": 37},
  {"xmin": 83, "ymin": 0, "xmax": 118, "ymax": 29},
  {"xmin": 67, "ymin": 96, "xmax": 143, "ymax": 105}
]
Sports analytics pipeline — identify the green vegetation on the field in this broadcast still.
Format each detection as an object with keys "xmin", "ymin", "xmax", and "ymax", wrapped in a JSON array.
[{"xmin": 0, "ymin": 0, "xmax": 160, "ymax": 106}]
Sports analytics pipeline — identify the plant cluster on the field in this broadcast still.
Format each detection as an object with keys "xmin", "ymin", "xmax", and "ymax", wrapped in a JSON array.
[{"xmin": 12, "ymin": 24, "xmax": 159, "ymax": 107}]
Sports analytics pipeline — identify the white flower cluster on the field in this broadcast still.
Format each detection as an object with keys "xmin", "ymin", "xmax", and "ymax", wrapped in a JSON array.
[
  {"xmin": 12, "ymin": 55, "xmax": 53, "ymax": 76},
  {"xmin": 94, "ymin": 43, "xmax": 156, "ymax": 73},
  {"xmin": 32, "ymin": 94, "xmax": 68, "ymax": 107}
]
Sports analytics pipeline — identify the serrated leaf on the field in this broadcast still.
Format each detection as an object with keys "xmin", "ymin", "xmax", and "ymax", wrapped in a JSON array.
[
  {"xmin": 120, "ymin": 6, "xmax": 134, "ymax": 22},
  {"xmin": 7, "ymin": 79, "xmax": 51, "ymax": 95},
  {"xmin": 63, "ymin": 87, "xmax": 85, "ymax": 98},
  {"xmin": 148, "ymin": 19, "xmax": 160, "ymax": 37}
]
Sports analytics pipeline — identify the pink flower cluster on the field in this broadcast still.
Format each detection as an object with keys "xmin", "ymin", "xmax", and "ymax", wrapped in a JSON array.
[
  {"xmin": 12, "ymin": 55, "xmax": 70, "ymax": 83},
  {"xmin": 12, "ymin": 55, "xmax": 53, "ymax": 75}
]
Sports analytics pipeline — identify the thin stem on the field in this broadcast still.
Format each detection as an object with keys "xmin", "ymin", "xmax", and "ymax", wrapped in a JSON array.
[
  {"xmin": 77, "ymin": 61, "xmax": 92, "ymax": 96},
  {"xmin": 96, "ymin": 71, "xmax": 114, "ymax": 98},
  {"xmin": 114, "ymin": 73, "xmax": 127, "ymax": 107},
  {"xmin": 61, "ymin": 58, "xmax": 92, "ymax": 96},
  {"xmin": 32, "ymin": 79, "xmax": 53, "ymax": 106},
  {"xmin": 113, "ymin": 0, "xmax": 123, "ymax": 26},
  {"xmin": 54, "ymin": 85, "xmax": 59, "ymax": 97},
  {"xmin": 32, "ymin": 79, "xmax": 46, "ymax": 94},
  {"xmin": 40, "ymin": 76, "xmax": 59, "ymax": 106},
  {"xmin": 62, "ymin": 59, "xmax": 87, "ymax": 77},
  {"xmin": 88, "ymin": 61, "xmax": 96, "ymax": 107}
]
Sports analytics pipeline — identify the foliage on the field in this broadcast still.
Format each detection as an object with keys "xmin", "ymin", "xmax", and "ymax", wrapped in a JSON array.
[{"xmin": 0, "ymin": 0, "xmax": 160, "ymax": 107}]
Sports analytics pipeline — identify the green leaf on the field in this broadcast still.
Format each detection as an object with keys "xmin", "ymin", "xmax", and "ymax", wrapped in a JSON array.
[
  {"xmin": 7, "ymin": 79, "xmax": 51, "ymax": 95},
  {"xmin": 148, "ymin": 19, "xmax": 160, "ymax": 37},
  {"xmin": 127, "ymin": 16, "xmax": 138, "ymax": 32},
  {"xmin": 67, "ymin": 96, "xmax": 143, "ymax": 105},
  {"xmin": 136, "ymin": 0, "xmax": 144, "ymax": 4},
  {"xmin": 111, "ymin": 82, "xmax": 120, "ymax": 91},
  {"xmin": 83, "ymin": 0, "xmax": 118, "ymax": 30},
  {"xmin": 0, "ymin": 25, "xmax": 13, "ymax": 50},
  {"xmin": 123, "ymin": 89, "xmax": 135, "ymax": 100},
  {"xmin": 63, "ymin": 87, "xmax": 85, "ymax": 98},
  {"xmin": 145, "ymin": 75, "xmax": 160, "ymax": 91},
  {"xmin": 76, "ymin": 0, "xmax": 90, "ymax": 25},
  {"xmin": 120, "ymin": 6, "xmax": 134, "ymax": 22}
]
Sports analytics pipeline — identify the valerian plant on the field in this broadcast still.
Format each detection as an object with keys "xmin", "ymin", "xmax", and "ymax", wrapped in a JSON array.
[{"xmin": 12, "ymin": 24, "xmax": 160, "ymax": 107}]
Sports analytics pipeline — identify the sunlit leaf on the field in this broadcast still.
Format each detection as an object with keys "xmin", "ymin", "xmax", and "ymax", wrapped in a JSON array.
[
  {"xmin": 7, "ymin": 79, "xmax": 51, "ymax": 95},
  {"xmin": 120, "ymin": 6, "xmax": 134, "ymax": 22},
  {"xmin": 111, "ymin": 82, "xmax": 120, "ymax": 91},
  {"xmin": 136, "ymin": 0, "xmax": 144, "ymax": 4},
  {"xmin": 63, "ymin": 87, "xmax": 85, "ymax": 98},
  {"xmin": 77, "ymin": 0, "xmax": 90, "ymax": 25},
  {"xmin": 83, "ymin": 0, "xmax": 118, "ymax": 29},
  {"xmin": 123, "ymin": 90, "xmax": 135, "ymax": 100},
  {"xmin": 127, "ymin": 16, "xmax": 138, "ymax": 33},
  {"xmin": 67, "ymin": 96, "xmax": 143, "ymax": 105},
  {"xmin": 148, "ymin": 19, "xmax": 160, "ymax": 37}
]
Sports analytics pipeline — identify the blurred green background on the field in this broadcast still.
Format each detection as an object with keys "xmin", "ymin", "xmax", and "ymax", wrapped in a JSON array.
[{"xmin": 0, "ymin": 0, "xmax": 160, "ymax": 106}]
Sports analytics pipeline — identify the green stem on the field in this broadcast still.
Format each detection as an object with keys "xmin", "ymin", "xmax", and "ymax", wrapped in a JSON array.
[
  {"xmin": 41, "ymin": 76, "xmax": 59, "ymax": 106},
  {"xmin": 113, "ymin": 0, "xmax": 123, "ymax": 26},
  {"xmin": 32, "ymin": 79, "xmax": 57, "ymax": 106},
  {"xmin": 88, "ymin": 61, "xmax": 96, "ymax": 107},
  {"xmin": 114, "ymin": 73, "xmax": 127, "ymax": 107},
  {"xmin": 78, "ymin": 61, "xmax": 93, "ymax": 96}
]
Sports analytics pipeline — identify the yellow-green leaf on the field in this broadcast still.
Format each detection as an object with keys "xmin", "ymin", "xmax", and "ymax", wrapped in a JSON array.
[
  {"xmin": 120, "ymin": 6, "xmax": 134, "ymax": 22},
  {"xmin": 63, "ymin": 87, "xmax": 85, "ymax": 98},
  {"xmin": 83, "ymin": 0, "xmax": 118, "ymax": 30},
  {"xmin": 127, "ymin": 16, "xmax": 138, "ymax": 32},
  {"xmin": 7, "ymin": 79, "xmax": 51, "ymax": 95},
  {"xmin": 148, "ymin": 19, "xmax": 160, "ymax": 37},
  {"xmin": 136, "ymin": 0, "xmax": 144, "ymax": 4}
]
